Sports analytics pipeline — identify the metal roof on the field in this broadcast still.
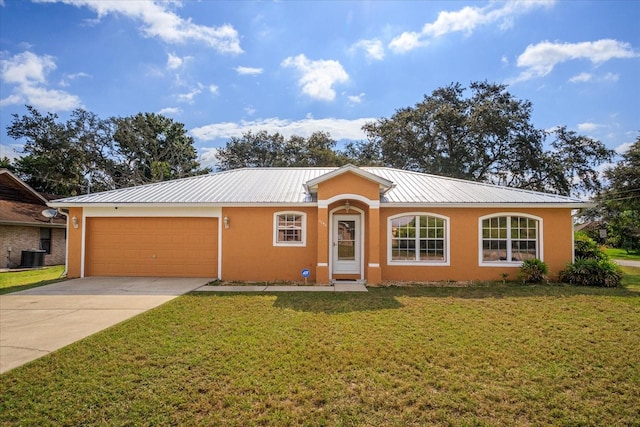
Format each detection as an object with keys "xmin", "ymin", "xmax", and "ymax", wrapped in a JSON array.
[{"xmin": 48, "ymin": 166, "xmax": 589, "ymax": 207}]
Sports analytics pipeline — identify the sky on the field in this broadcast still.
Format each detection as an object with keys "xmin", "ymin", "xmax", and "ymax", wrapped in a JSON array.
[{"xmin": 1, "ymin": 0, "xmax": 639, "ymax": 169}]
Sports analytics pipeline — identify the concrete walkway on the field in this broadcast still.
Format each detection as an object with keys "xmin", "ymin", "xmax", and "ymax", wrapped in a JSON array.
[
  {"xmin": 197, "ymin": 283, "xmax": 368, "ymax": 292},
  {"xmin": 614, "ymin": 259, "xmax": 640, "ymax": 267},
  {"xmin": 0, "ymin": 277, "xmax": 209, "ymax": 374}
]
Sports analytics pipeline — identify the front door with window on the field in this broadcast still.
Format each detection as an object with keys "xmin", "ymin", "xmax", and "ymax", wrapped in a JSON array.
[{"xmin": 332, "ymin": 215, "xmax": 361, "ymax": 275}]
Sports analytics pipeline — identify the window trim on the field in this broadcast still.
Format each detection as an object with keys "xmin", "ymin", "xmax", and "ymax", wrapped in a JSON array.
[
  {"xmin": 387, "ymin": 212, "xmax": 450, "ymax": 266},
  {"xmin": 40, "ymin": 227, "xmax": 52, "ymax": 255},
  {"xmin": 273, "ymin": 211, "xmax": 307, "ymax": 247},
  {"xmin": 478, "ymin": 213, "xmax": 544, "ymax": 267}
]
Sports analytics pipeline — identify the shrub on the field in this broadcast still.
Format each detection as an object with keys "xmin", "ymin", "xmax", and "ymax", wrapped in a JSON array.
[
  {"xmin": 519, "ymin": 258, "xmax": 548, "ymax": 284},
  {"xmin": 559, "ymin": 258, "xmax": 623, "ymax": 288},
  {"xmin": 574, "ymin": 231, "xmax": 607, "ymax": 260}
]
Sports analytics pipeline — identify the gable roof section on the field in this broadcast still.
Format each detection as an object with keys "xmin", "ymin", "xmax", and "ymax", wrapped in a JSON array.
[
  {"xmin": 48, "ymin": 166, "xmax": 590, "ymax": 208},
  {"xmin": 304, "ymin": 164, "xmax": 394, "ymax": 195},
  {"xmin": 0, "ymin": 169, "xmax": 66, "ymax": 226}
]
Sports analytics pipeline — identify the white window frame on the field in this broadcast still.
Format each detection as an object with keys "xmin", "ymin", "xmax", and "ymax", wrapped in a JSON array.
[
  {"xmin": 273, "ymin": 211, "xmax": 307, "ymax": 247},
  {"xmin": 478, "ymin": 213, "xmax": 543, "ymax": 267},
  {"xmin": 387, "ymin": 212, "xmax": 450, "ymax": 266}
]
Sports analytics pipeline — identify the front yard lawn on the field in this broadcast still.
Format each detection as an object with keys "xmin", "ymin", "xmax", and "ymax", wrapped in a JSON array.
[
  {"xmin": 2, "ymin": 284, "xmax": 639, "ymax": 426},
  {"xmin": 606, "ymin": 247, "xmax": 640, "ymax": 261},
  {"xmin": 0, "ymin": 265, "xmax": 65, "ymax": 295}
]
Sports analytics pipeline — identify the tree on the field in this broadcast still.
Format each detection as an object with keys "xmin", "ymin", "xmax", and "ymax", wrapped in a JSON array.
[
  {"xmin": 352, "ymin": 81, "xmax": 613, "ymax": 196},
  {"xmin": 598, "ymin": 136, "xmax": 640, "ymax": 251},
  {"xmin": 217, "ymin": 130, "xmax": 348, "ymax": 170},
  {"xmin": 112, "ymin": 113, "xmax": 209, "ymax": 186},
  {"xmin": 7, "ymin": 106, "xmax": 89, "ymax": 196},
  {"xmin": 6, "ymin": 106, "xmax": 209, "ymax": 196}
]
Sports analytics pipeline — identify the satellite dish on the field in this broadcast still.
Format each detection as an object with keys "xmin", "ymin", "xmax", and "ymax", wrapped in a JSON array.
[{"xmin": 41, "ymin": 209, "xmax": 58, "ymax": 219}]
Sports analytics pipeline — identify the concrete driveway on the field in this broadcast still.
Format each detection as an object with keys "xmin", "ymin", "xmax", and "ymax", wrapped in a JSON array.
[{"xmin": 0, "ymin": 277, "xmax": 210, "ymax": 374}]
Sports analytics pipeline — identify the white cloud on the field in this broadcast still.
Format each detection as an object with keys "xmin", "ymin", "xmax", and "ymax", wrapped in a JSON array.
[
  {"xmin": 191, "ymin": 116, "xmax": 374, "ymax": 142},
  {"xmin": 158, "ymin": 107, "xmax": 181, "ymax": 115},
  {"xmin": 577, "ymin": 122, "xmax": 600, "ymax": 132},
  {"xmin": 34, "ymin": 0, "xmax": 243, "ymax": 54},
  {"xmin": 235, "ymin": 66, "xmax": 263, "ymax": 76},
  {"xmin": 389, "ymin": 1, "xmax": 554, "ymax": 54},
  {"xmin": 281, "ymin": 54, "xmax": 349, "ymax": 101},
  {"xmin": 208, "ymin": 84, "xmax": 219, "ymax": 95},
  {"xmin": 199, "ymin": 147, "xmax": 220, "ymax": 169},
  {"xmin": 167, "ymin": 53, "xmax": 183, "ymax": 69},
  {"xmin": 348, "ymin": 93, "xmax": 365, "ymax": 104},
  {"xmin": 388, "ymin": 31, "xmax": 424, "ymax": 54},
  {"xmin": 0, "ymin": 51, "xmax": 82, "ymax": 111},
  {"xmin": 615, "ymin": 142, "xmax": 633, "ymax": 154},
  {"xmin": 569, "ymin": 72, "xmax": 592, "ymax": 83},
  {"xmin": 177, "ymin": 87, "xmax": 201, "ymax": 103},
  {"xmin": 59, "ymin": 71, "xmax": 90, "ymax": 87},
  {"xmin": 350, "ymin": 39, "xmax": 385, "ymax": 61},
  {"xmin": 1, "ymin": 50, "xmax": 55, "ymax": 85},
  {"xmin": 512, "ymin": 39, "xmax": 638, "ymax": 82},
  {"xmin": 244, "ymin": 106, "xmax": 256, "ymax": 116},
  {"xmin": 603, "ymin": 72, "xmax": 620, "ymax": 82}
]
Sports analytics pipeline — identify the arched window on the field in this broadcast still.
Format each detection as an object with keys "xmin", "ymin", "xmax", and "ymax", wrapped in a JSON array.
[
  {"xmin": 388, "ymin": 213, "xmax": 449, "ymax": 265},
  {"xmin": 479, "ymin": 214, "xmax": 542, "ymax": 265},
  {"xmin": 273, "ymin": 211, "xmax": 306, "ymax": 246}
]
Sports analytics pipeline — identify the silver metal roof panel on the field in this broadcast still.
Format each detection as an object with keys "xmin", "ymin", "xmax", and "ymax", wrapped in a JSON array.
[{"xmin": 49, "ymin": 167, "xmax": 587, "ymax": 206}]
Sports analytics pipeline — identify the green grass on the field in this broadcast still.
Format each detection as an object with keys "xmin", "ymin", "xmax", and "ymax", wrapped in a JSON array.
[
  {"xmin": 0, "ymin": 265, "xmax": 66, "ymax": 295},
  {"xmin": 605, "ymin": 247, "xmax": 640, "ymax": 261},
  {"xmin": 621, "ymin": 266, "xmax": 640, "ymax": 287},
  {"xmin": 2, "ymin": 284, "xmax": 639, "ymax": 426}
]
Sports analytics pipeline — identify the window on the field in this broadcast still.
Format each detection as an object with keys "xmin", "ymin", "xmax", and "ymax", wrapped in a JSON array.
[
  {"xmin": 480, "ymin": 214, "xmax": 541, "ymax": 265},
  {"xmin": 389, "ymin": 214, "xmax": 449, "ymax": 264},
  {"xmin": 274, "ymin": 212, "xmax": 306, "ymax": 246},
  {"xmin": 40, "ymin": 228, "xmax": 52, "ymax": 254}
]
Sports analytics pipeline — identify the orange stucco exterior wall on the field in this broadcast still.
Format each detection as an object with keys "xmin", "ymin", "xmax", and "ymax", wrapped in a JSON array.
[
  {"xmin": 66, "ymin": 207, "xmax": 83, "ymax": 278},
  {"xmin": 221, "ymin": 207, "xmax": 318, "ymax": 282},
  {"xmin": 379, "ymin": 207, "xmax": 573, "ymax": 282},
  {"xmin": 65, "ymin": 172, "xmax": 575, "ymax": 283}
]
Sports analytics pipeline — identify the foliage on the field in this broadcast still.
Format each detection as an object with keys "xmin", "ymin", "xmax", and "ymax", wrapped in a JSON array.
[
  {"xmin": 352, "ymin": 82, "xmax": 613, "ymax": 196},
  {"xmin": 574, "ymin": 231, "xmax": 608, "ymax": 260},
  {"xmin": 518, "ymin": 258, "xmax": 548, "ymax": 283},
  {"xmin": 216, "ymin": 130, "xmax": 349, "ymax": 170},
  {"xmin": 5, "ymin": 106, "xmax": 209, "ymax": 196},
  {"xmin": 588, "ymin": 136, "xmax": 640, "ymax": 252},
  {"xmin": 2, "ymin": 287, "xmax": 639, "ymax": 425},
  {"xmin": 560, "ymin": 258, "xmax": 623, "ymax": 287},
  {"xmin": 112, "ymin": 113, "xmax": 207, "ymax": 186}
]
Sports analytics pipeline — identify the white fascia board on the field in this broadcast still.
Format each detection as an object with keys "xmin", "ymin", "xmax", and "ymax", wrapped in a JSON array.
[
  {"xmin": 83, "ymin": 206, "xmax": 222, "ymax": 217},
  {"xmin": 380, "ymin": 202, "xmax": 594, "ymax": 209}
]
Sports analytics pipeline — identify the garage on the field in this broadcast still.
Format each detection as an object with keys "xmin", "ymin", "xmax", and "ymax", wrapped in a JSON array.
[{"xmin": 84, "ymin": 217, "xmax": 218, "ymax": 278}]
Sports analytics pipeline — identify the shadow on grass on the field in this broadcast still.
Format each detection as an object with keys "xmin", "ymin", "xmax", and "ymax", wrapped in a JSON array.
[
  {"xmin": 192, "ymin": 283, "xmax": 640, "ymax": 314},
  {"xmin": 0, "ymin": 279, "xmax": 67, "ymax": 295}
]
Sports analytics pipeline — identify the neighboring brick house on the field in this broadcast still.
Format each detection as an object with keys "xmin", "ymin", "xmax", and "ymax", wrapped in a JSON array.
[{"xmin": 1, "ymin": 169, "xmax": 66, "ymax": 268}]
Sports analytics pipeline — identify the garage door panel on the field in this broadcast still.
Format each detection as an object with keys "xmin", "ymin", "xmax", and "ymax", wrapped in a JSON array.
[{"xmin": 85, "ymin": 217, "xmax": 218, "ymax": 278}]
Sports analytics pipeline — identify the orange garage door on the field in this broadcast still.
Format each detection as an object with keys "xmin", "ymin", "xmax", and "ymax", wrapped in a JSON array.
[{"xmin": 85, "ymin": 217, "xmax": 218, "ymax": 278}]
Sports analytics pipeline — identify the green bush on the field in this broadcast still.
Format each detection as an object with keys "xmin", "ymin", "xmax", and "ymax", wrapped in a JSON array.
[
  {"xmin": 559, "ymin": 258, "xmax": 623, "ymax": 288},
  {"xmin": 519, "ymin": 258, "xmax": 548, "ymax": 284},
  {"xmin": 574, "ymin": 231, "xmax": 607, "ymax": 260}
]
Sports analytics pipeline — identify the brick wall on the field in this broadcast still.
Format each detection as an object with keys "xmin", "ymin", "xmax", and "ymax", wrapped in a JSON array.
[{"xmin": 0, "ymin": 225, "xmax": 66, "ymax": 268}]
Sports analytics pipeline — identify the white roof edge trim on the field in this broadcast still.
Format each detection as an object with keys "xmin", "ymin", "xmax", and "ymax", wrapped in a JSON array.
[
  {"xmin": 47, "ymin": 202, "xmax": 320, "ymax": 208},
  {"xmin": 380, "ymin": 202, "xmax": 595, "ymax": 209}
]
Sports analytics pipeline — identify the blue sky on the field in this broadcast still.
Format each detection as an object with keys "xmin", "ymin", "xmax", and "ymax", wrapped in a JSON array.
[{"xmin": 1, "ymin": 0, "xmax": 638, "ymax": 168}]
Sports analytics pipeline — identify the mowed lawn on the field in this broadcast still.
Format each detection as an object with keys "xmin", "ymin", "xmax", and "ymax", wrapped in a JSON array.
[{"xmin": 2, "ymin": 284, "xmax": 639, "ymax": 426}]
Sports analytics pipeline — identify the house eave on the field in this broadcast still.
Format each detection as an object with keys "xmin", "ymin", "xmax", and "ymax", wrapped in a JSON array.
[
  {"xmin": 0, "ymin": 220, "xmax": 67, "ymax": 228},
  {"xmin": 48, "ymin": 201, "xmax": 593, "ymax": 209}
]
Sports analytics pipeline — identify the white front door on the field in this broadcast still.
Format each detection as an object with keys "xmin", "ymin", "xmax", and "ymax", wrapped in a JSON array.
[{"xmin": 332, "ymin": 215, "xmax": 361, "ymax": 275}]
